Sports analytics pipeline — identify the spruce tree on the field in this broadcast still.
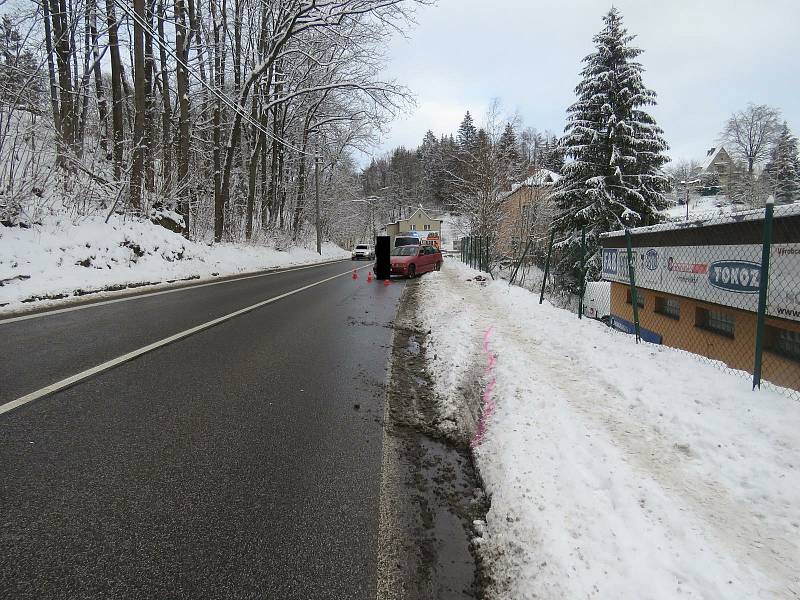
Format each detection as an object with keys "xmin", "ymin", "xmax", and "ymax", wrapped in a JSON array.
[
  {"xmin": 456, "ymin": 111, "xmax": 479, "ymax": 188},
  {"xmin": 498, "ymin": 123, "xmax": 524, "ymax": 185},
  {"xmin": 457, "ymin": 111, "xmax": 478, "ymax": 152},
  {"xmin": 764, "ymin": 122, "xmax": 800, "ymax": 204},
  {"xmin": 420, "ymin": 130, "xmax": 444, "ymax": 206},
  {"xmin": 551, "ymin": 8, "xmax": 670, "ymax": 286}
]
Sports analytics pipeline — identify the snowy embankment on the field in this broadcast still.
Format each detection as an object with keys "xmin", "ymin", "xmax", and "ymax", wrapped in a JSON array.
[
  {"xmin": 0, "ymin": 215, "xmax": 349, "ymax": 311},
  {"xmin": 661, "ymin": 194, "xmax": 740, "ymax": 221},
  {"xmin": 417, "ymin": 260, "xmax": 800, "ymax": 599}
]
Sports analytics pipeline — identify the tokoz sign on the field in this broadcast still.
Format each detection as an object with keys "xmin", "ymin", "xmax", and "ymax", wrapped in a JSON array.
[{"xmin": 601, "ymin": 243, "xmax": 800, "ymax": 322}]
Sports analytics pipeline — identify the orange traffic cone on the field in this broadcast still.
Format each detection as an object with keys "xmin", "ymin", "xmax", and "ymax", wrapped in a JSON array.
[
  {"xmin": 352, "ymin": 269, "xmax": 358, "ymax": 280},
  {"xmin": 383, "ymin": 278, "xmax": 391, "ymax": 286},
  {"xmin": 367, "ymin": 271, "xmax": 373, "ymax": 283}
]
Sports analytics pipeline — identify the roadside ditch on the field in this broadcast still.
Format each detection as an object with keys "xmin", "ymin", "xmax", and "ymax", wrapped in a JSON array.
[{"xmin": 377, "ymin": 278, "xmax": 489, "ymax": 599}]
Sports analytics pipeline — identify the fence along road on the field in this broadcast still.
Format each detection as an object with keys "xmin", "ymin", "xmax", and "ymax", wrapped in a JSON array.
[
  {"xmin": 464, "ymin": 202, "xmax": 800, "ymax": 401},
  {"xmin": 0, "ymin": 260, "xmax": 401, "ymax": 599}
]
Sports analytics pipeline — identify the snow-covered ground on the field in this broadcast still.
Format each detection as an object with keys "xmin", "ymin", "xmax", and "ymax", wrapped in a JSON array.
[
  {"xmin": 0, "ymin": 215, "xmax": 349, "ymax": 311},
  {"xmin": 417, "ymin": 260, "xmax": 800, "ymax": 599},
  {"xmin": 661, "ymin": 194, "xmax": 743, "ymax": 221}
]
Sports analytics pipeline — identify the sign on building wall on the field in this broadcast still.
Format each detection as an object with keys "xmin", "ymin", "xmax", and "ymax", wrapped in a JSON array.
[{"xmin": 601, "ymin": 243, "xmax": 800, "ymax": 322}]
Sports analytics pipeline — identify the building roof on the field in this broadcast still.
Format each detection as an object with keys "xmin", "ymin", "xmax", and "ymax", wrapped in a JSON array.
[
  {"xmin": 600, "ymin": 202, "xmax": 800, "ymax": 239},
  {"xmin": 405, "ymin": 205, "xmax": 443, "ymax": 222},
  {"xmin": 510, "ymin": 169, "xmax": 561, "ymax": 194},
  {"xmin": 699, "ymin": 146, "xmax": 728, "ymax": 172}
]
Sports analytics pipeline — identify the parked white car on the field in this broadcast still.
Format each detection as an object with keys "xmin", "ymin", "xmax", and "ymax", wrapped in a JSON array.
[{"xmin": 351, "ymin": 244, "xmax": 374, "ymax": 260}]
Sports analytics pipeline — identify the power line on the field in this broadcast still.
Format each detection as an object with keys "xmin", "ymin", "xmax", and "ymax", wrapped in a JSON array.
[{"xmin": 113, "ymin": 0, "xmax": 315, "ymax": 157}]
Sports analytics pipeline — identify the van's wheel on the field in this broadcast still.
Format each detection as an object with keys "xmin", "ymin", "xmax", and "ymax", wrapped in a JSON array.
[
  {"xmin": 435, "ymin": 261, "xmax": 442, "ymax": 271},
  {"xmin": 408, "ymin": 264, "xmax": 416, "ymax": 278}
]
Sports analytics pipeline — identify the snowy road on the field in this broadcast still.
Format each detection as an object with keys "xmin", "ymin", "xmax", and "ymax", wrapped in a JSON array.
[{"xmin": 0, "ymin": 261, "xmax": 403, "ymax": 598}]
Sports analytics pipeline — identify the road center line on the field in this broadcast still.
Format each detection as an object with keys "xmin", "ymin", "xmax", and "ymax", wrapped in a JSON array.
[
  {"xmin": 0, "ymin": 258, "xmax": 348, "ymax": 326},
  {"xmin": 0, "ymin": 266, "xmax": 368, "ymax": 417}
]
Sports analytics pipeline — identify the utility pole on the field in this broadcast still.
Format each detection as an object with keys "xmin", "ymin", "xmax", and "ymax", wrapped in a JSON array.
[{"xmin": 315, "ymin": 153, "xmax": 322, "ymax": 255}]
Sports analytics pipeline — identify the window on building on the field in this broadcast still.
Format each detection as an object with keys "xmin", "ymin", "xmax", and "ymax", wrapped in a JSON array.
[
  {"xmin": 696, "ymin": 307, "xmax": 735, "ymax": 338},
  {"xmin": 424, "ymin": 224, "xmax": 431, "ymax": 230},
  {"xmin": 410, "ymin": 224, "xmax": 416, "ymax": 230},
  {"xmin": 626, "ymin": 289, "xmax": 645, "ymax": 308},
  {"xmin": 655, "ymin": 296, "xmax": 680, "ymax": 319},
  {"xmin": 767, "ymin": 326, "xmax": 800, "ymax": 361}
]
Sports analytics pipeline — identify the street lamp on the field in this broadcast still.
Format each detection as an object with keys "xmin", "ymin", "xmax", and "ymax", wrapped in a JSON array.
[{"xmin": 679, "ymin": 178, "xmax": 701, "ymax": 221}]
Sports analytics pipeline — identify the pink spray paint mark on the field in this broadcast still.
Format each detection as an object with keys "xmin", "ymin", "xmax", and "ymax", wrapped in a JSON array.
[{"xmin": 471, "ymin": 326, "xmax": 497, "ymax": 448}]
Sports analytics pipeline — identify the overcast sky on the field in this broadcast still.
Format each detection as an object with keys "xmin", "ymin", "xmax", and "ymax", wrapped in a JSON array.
[{"xmin": 368, "ymin": 0, "xmax": 800, "ymax": 167}]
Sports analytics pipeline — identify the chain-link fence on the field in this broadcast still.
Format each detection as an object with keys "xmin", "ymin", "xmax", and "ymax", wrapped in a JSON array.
[
  {"xmin": 460, "ymin": 235, "xmax": 491, "ymax": 273},
  {"xmin": 462, "ymin": 202, "xmax": 800, "ymax": 401}
]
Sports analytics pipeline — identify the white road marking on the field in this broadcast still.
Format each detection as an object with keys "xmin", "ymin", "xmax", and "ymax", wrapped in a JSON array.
[
  {"xmin": 0, "ymin": 266, "xmax": 369, "ymax": 417},
  {"xmin": 0, "ymin": 259, "xmax": 348, "ymax": 326}
]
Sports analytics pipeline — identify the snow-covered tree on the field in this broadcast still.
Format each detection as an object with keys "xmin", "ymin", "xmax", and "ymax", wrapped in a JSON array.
[
  {"xmin": 457, "ymin": 111, "xmax": 478, "ymax": 153},
  {"xmin": 764, "ymin": 122, "xmax": 800, "ymax": 204},
  {"xmin": 420, "ymin": 130, "xmax": 443, "ymax": 204},
  {"xmin": 497, "ymin": 122, "xmax": 525, "ymax": 185},
  {"xmin": 551, "ymin": 7, "xmax": 669, "ymax": 287}
]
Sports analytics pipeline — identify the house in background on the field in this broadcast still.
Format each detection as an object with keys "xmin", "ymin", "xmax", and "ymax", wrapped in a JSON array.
[
  {"xmin": 697, "ymin": 146, "xmax": 742, "ymax": 191},
  {"xmin": 383, "ymin": 205, "xmax": 444, "ymax": 246},
  {"xmin": 498, "ymin": 168, "xmax": 561, "ymax": 258}
]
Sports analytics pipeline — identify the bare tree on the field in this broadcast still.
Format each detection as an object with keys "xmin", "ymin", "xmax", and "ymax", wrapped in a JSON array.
[
  {"xmin": 666, "ymin": 159, "xmax": 701, "ymax": 202},
  {"xmin": 721, "ymin": 103, "xmax": 781, "ymax": 174}
]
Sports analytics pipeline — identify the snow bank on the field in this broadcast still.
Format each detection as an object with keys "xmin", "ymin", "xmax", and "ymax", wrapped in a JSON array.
[
  {"xmin": 0, "ymin": 215, "xmax": 349, "ymax": 310},
  {"xmin": 417, "ymin": 260, "xmax": 800, "ymax": 599}
]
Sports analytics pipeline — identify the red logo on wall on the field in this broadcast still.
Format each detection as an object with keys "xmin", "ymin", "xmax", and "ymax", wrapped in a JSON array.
[{"xmin": 667, "ymin": 257, "xmax": 708, "ymax": 274}]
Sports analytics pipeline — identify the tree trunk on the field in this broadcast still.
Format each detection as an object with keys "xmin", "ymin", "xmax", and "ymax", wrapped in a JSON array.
[
  {"xmin": 77, "ymin": 5, "xmax": 92, "ymax": 154},
  {"xmin": 41, "ymin": 0, "xmax": 62, "ymax": 164},
  {"xmin": 89, "ymin": 2, "xmax": 108, "ymax": 153},
  {"xmin": 245, "ymin": 128, "xmax": 265, "ymax": 241},
  {"xmin": 212, "ymin": 0, "xmax": 226, "ymax": 242},
  {"xmin": 143, "ymin": 0, "xmax": 155, "ymax": 192},
  {"xmin": 315, "ymin": 154, "xmax": 322, "ymax": 255},
  {"xmin": 292, "ymin": 113, "xmax": 314, "ymax": 237},
  {"xmin": 129, "ymin": 0, "xmax": 146, "ymax": 210},
  {"xmin": 245, "ymin": 93, "xmax": 263, "ymax": 240},
  {"xmin": 233, "ymin": 0, "xmax": 242, "ymax": 92},
  {"xmin": 50, "ymin": 0, "xmax": 75, "ymax": 154},
  {"xmin": 157, "ymin": 0, "xmax": 172, "ymax": 200},
  {"xmin": 174, "ymin": 0, "xmax": 191, "ymax": 235},
  {"xmin": 105, "ymin": 0, "xmax": 125, "ymax": 182}
]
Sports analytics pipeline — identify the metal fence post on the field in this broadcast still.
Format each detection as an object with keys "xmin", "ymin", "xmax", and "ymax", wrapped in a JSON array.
[
  {"xmin": 753, "ymin": 195, "xmax": 775, "ymax": 389},
  {"xmin": 578, "ymin": 227, "xmax": 586, "ymax": 319},
  {"xmin": 625, "ymin": 228, "xmax": 641, "ymax": 343},
  {"xmin": 540, "ymin": 229, "xmax": 555, "ymax": 304},
  {"xmin": 470, "ymin": 236, "xmax": 475, "ymax": 269}
]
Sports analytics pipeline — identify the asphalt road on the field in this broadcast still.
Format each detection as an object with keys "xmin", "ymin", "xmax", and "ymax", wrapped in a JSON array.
[{"xmin": 0, "ymin": 260, "xmax": 404, "ymax": 599}]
